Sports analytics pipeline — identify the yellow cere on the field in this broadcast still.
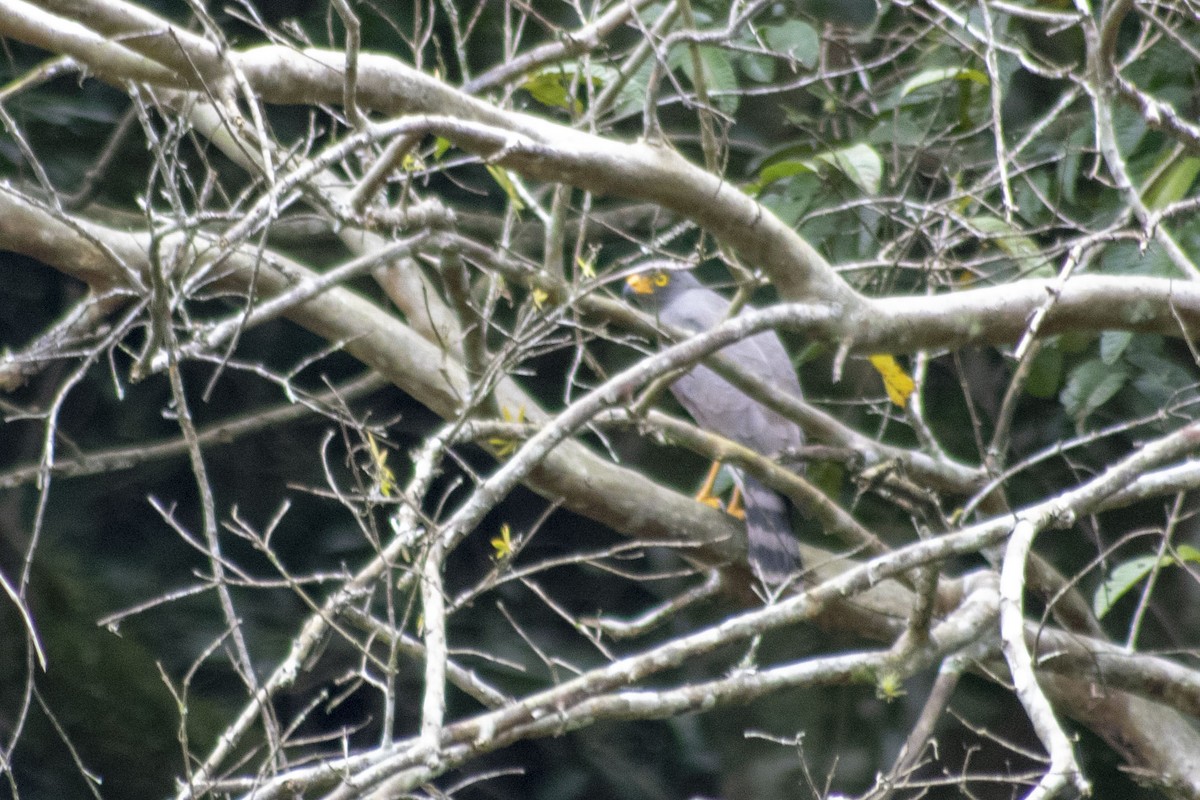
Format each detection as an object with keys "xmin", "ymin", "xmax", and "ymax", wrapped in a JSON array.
[
  {"xmin": 626, "ymin": 272, "xmax": 670, "ymax": 295},
  {"xmin": 625, "ymin": 274, "xmax": 654, "ymax": 294}
]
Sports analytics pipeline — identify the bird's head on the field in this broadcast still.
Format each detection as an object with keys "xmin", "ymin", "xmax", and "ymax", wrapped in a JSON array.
[{"xmin": 622, "ymin": 267, "xmax": 700, "ymax": 311}]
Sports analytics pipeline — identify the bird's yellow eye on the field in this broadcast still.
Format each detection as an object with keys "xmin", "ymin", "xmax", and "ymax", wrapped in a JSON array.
[{"xmin": 653, "ymin": 273, "xmax": 670, "ymax": 287}]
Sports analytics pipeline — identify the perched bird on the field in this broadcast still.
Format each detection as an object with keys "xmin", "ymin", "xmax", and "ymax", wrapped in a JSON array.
[{"xmin": 624, "ymin": 267, "xmax": 804, "ymax": 585}]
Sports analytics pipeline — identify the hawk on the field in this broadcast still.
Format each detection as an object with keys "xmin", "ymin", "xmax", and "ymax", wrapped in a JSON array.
[{"xmin": 625, "ymin": 268, "xmax": 804, "ymax": 585}]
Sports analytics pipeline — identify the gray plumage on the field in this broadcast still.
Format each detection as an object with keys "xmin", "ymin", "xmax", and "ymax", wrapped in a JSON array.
[{"xmin": 626, "ymin": 269, "xmax": 804, "ymax": 585}]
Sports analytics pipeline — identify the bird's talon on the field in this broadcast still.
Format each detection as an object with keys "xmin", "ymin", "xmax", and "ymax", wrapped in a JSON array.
[{"xmin": 727, "ymin": 487, "xmax": 745, "ymax": 519}]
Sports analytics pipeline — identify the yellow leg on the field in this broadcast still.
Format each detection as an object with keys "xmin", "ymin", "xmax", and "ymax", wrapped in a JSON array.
[
  {"xmin": 695, "ymin": 461, "xmax": 722, "ymax": 509},
  {"xmin": 696, "ymin": 462, "xmax": 745, "ymax": 519},
  {"xmin": 726, "ymin": 486, "xmax": 746, "ymax": 520}
]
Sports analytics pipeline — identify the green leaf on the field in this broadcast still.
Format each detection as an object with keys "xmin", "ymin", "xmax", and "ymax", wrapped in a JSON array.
[
  {"xmin": 900, "ymin": 67, "xmax": 989, "ymax": 98},
  {"xmin": 1177, "ymin": 544, "xmax": 1200, "ymax": 564},
  {"xmin": 808, "ymin": 460, "xmax": 844, "ymax": 502},
  {"xmin": 1056, "ymin": 126, "xmax": 1091, "ymax": 206},
  {"xmin": 749, "ymin": 159, "xmax": 818, "ymax": 195},
  {"xmin": 486, "ymin": 165, "xmax": 525, "ymax": 212},
  {"xmin": 1126, "ymin": 339, "xmax": 1195, "ymax": 410},
  {"xmin": 522, "ymin": 68, "xmax": 582, "ymax": 114},
  {"xmin": 1099, "ymin": 331, "xmax": 1133, "ymax": 365},
  {"xmin": 1143, "ymin": 155, "xmax": 1200, "ymax": 211},
  {"xmin": 1112, "ymin": 104, "xmax": 1148, "ymax": 157},
  {"xmin": 1025, "ymin": 342, "xmax": 1063, "ymax": 399},
  {"xmin": 762, "ymin": 20, "xmax": 819, "ymax": 70},
  {"xmin": 750, "ymin": 143, "xmax": 881, "ymax": 196},
  {"xmin": 672, "ymin": 45, "xmax": 740, "ymax": 114},
  {"xmin": 967, "ymin": 215, "xmax": 1055, "ymax": 277},
  {"xmin": 1058, "ymin": 332, "xmax": 1095, "ymax": 354},
  {"xmin": 1093, "ymin": 554, "xmax": 1171, "ymax": 619},
  {"xmin": 759, "ymin": 178, "xmax": 818, "ymax": 227},
  {"xmin": 1100, "ymin": 240, "xmax": 1175, "ymax": 277},
  {"xmin": 1060, "ymin": 358, "xmax": 1128, "ymax": 423},
  {"xmin": 739, "ymin": 52, "xmax": 775, "ymax": 83},
  {"xmin": 610, "ymin": 59, "xmax": 656, "ymax": 122},
  {"xmin": 814, "ymin": 143, "xmax": 882, "ymax": 196}
]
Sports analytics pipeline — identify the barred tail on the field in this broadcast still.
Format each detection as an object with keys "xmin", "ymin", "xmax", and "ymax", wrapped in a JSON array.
[{"xmin": 739, "ymin": 474, "xmax": 798, "ymax": 586}]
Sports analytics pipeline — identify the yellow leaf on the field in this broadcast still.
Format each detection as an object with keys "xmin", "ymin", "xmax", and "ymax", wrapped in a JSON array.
[
  {"xmin": 869, "ymin": 354, "xmax": 915, "ymax": 408},
  {"xmin": 486, "ymin": 165, "xmax": 526, "ymax": 212},
  {"xmin": 366, "ymin": 432, "xmax": 396, "ymax": 497},
  {"xmin": 490, "ymin": 523, "xmax": 514, "ymax": 560},
  {"xmin": 488, "ymin": 406, "xmax": 527, "ymax": 457},
  {"xmin": 875, "ymin": 671, "xmax": 907, "ymax": 702},
  {"xmin": 489, "ymin": 437, "xmax": 516, "ymax": 457},
  {"xmin": 401, "ymin": 152, "xmax": 424, "ymax": 172},
  {"xmin": 576, "ymin": 254, "xmax": 596, "ymax": 279},
  {"xmin": 531, "ymin": 288, "xmax": 550, "ymax": 309}
]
